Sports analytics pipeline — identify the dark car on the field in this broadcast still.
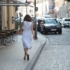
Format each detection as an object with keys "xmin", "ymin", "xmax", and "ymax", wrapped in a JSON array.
[{"xmin": 40, "ymin": 18, "xmax": 62, "ymax": 34}]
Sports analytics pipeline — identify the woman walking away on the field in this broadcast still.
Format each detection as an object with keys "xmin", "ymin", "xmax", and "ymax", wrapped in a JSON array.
[{"xmin": 18, "ymin": 14, "xmax": 35, "ymax": 61}]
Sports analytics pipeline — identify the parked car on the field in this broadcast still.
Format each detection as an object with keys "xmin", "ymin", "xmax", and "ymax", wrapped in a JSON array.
[
  {"xmin": 40, "ymin": 18, "xmax": 62, "ymax": 34},
  {"xmin": 61, "ymin": 18, "xmax": 70, "ymax": 28}
]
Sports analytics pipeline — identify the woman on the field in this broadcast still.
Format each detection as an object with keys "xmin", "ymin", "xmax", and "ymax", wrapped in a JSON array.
[{"xmin": 18, "ymin": 14, "xmax": 35, "ymax": 61}]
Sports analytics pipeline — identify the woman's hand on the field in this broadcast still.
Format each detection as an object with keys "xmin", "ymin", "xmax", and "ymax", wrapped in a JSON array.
[
  {"xmin": 16, "ymin": 31, "xmax": 19, "ymax": 34},
  {"xmin": 33, "ymin": 35, "xmax": 36, "ymax": 40},
  {"xmin": 16, "ymin": 30, "xmax": 22, "ymax": 35}
]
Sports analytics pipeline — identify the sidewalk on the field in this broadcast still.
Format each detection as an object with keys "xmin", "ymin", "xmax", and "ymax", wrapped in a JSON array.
[
  {"xmin": 33, "ymin": 44, "xmax": 70, "ymax": 70},
  {"xmin": 0, "ymin": 32, "xmax": 46, "ymax": 70}
]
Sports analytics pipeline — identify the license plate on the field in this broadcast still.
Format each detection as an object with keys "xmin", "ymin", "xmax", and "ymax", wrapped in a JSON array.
[{"xmin": 51, "ymin": 29, "xmax": 56, "ymax": 31}]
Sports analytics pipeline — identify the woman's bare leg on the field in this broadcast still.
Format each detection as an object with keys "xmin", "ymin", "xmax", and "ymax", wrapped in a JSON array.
[
  {"xmin": 26, "ymin": 48, "xmax": 28, "ymax": 55},
  {"xmin": 24, "ymin": 49, "xmax": 27, "ymax": 58},
  {"xmin": 24, "ymin": 48, "xmax": 29, "ymax": 60},
  {"xmin": 24, "ymin": 48, "xmax": 28, "ymax": 56},
  {"xmin": 26, "ymin": 48, "xmax": 29, "ymax": 60}
]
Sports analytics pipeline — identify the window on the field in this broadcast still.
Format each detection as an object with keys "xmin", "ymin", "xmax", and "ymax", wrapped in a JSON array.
[
  {"xmin": 45, "ymin": 19, "xmax": 57, "ymax": 24},
  {"xmin": 65, "ymin": 19, "xmax": 70, "ymax": 21}
]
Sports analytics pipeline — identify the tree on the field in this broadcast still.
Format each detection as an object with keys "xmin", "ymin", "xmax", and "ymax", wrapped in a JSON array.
[{"xmin": 65, "ymin": 0, "xmax": 70, "ymax": 2}]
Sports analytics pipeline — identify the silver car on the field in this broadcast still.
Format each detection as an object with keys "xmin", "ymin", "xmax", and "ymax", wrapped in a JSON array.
[{"xmin": 61, "ymin": 18, "xmax": 70, "ymax": 28}]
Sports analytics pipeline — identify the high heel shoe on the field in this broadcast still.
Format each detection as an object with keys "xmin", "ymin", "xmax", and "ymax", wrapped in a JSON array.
[
  {"xmin": 23, "ymin": 57, "xmax": 26, "ymax": 60},
  {"xmin": 27, "ymin": 54, "xmax": 29, "ymax": 61}
]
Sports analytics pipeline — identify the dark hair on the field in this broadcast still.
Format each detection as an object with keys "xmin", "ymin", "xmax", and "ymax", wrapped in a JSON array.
[{"xmin": 24, "ymin": 14, "xmax": 32, "ymax": 22}]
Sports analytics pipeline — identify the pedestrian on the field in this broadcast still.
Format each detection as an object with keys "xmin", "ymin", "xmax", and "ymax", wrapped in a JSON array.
[{"xmin": 18, "ymin": 14, "xmax": 35, "ymax": 61}]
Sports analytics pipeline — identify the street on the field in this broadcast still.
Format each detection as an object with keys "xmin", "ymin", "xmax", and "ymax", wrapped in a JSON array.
[
  {"xmin": 45, "ymin": 28, "xmax": 70, "ymax": 45},
  {"xmin": 33, "ymin": 28, "xmax": 70, "ymax": 70}
]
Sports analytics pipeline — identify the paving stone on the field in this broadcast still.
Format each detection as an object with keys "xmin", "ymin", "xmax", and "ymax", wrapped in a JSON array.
[
  {"xmin": 33, "ymin": 45, "xmax": 70, "ymax": 70},
  {"xmin": 0, "ymin": 33, "xmax": 46, "ymax": 70}
]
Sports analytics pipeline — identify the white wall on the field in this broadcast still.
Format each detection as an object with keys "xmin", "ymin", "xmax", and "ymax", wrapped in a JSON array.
[
  {"xmin": 17, "ymin": 0, "xmax": 49, "ymax": 17},
  {"xmin": 36, "ymin": 0, "xmax": 49, "ymax": 16}
]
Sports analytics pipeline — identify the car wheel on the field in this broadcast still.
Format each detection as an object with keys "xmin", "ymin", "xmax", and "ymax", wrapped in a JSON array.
[
  {"xmin": 40, "ymin": 26, "xmax": 43, "ymax": 33},
  {"xmin": 40, "ymin": 29, "xmax": 43, "ymax": 33},
  {"xmin": 40, "ymin": 27, "xmax": 46, "ymax": 34},
  {"xmin": 42, "ymin": 28, "xmax": 46, "ymax": 34},
  {"xmin": 43, "ymin": 30, "xmax": 46, "ymax": 34},
  {"xmin": 58, "ymin": 30, "xmax": 62, "ymax": 34}
]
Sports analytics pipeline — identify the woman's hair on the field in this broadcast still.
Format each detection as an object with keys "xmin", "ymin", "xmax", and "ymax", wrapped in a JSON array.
[{"xmin": 24, "ymin": 14, "xmax": 32, "ymax": 22}]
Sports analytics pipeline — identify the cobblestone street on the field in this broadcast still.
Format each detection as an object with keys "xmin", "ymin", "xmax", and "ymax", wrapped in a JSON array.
[
  {"xmin": 33, "ymin": 44, "xmax": 70, "ymax": 70},
  {"xmin": 33, "ymin": 28, "xmax": 70, "ymax": 70}
]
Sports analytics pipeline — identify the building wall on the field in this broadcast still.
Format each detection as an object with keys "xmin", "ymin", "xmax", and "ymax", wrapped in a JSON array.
[
  {"xmin": 2, "ymin": 6, "xmax": 7, "ymax": 30},
  {"xmin": 18, "ymin": 6, "xmax": 34, "ymax": 17},
  {"xmin": 58, "ymin": 0, "xmax": 65, "ymax": 18},
  {"xmin": 17, "ymin": 0, "xmax": 49, "ymax": 17},
  {"xmin": 36, "ymin": 0, "xmax": 49, "ymax": 16},
  {"xmin": 65, "ymin": 2, "xmax": 70, "ymax": 18},
  {"xmin": 0, "ymin": 1, "xmax": 16, "ymax": 30},
  {"xmin": 54, "ymin": 0, "xmax": 70, "ymax": 18},
  {"xmin": 49, "ymin": 0, "xmax": 55, "ymax": 17},
  {"xmin": 8, "ymin": 4, "xmax": 15, "ymax": 30}
]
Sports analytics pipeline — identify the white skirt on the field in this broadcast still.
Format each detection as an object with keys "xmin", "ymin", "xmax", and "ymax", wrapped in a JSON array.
[{"xmin": 22, "ymin": 31, "xmax": 33, "ymax": 49}]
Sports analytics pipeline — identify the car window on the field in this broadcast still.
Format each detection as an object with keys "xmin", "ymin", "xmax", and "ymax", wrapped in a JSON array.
[
  {"xmin": 57, "ymin": 19, "xmax": 62, "ymax": 22},
  {"xmin": 65, "ymin": 19, "xmax": 70, "ymax": 21},
  {"xmin": 45, "ymin": 19, "xmax": 57, "ymax": 24},
  {"xmin": 42, "ymin": 20, "xmax": 45, "ymax": 23}
]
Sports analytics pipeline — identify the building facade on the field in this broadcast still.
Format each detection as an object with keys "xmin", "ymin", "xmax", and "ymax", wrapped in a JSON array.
[
  {"xmin": 36, "ymin": 0, "xmax": 49, "ymax": 16},
  {"xmin": 48, "ymin": 0, "xmax": 55, "ymax": 17},
  {"xmin": 0, "ymin": 0, "xmax": 16, "ymax": 30},
  {"xmin": 17, "ymin": 3, "xmax": 34, "ymax": 17},
  {"xmin": 17, "ymin": 0, "xmax": 49, "ymax": 17},
  {"xmin": 54, "ymin": 0, "xmax": 70, "ymax": 18}
]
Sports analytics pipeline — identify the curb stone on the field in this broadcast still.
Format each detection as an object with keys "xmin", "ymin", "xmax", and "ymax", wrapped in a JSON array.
[{"xmin": 25, "ymin": 41, "xmax": 46, "ymax": 70}]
